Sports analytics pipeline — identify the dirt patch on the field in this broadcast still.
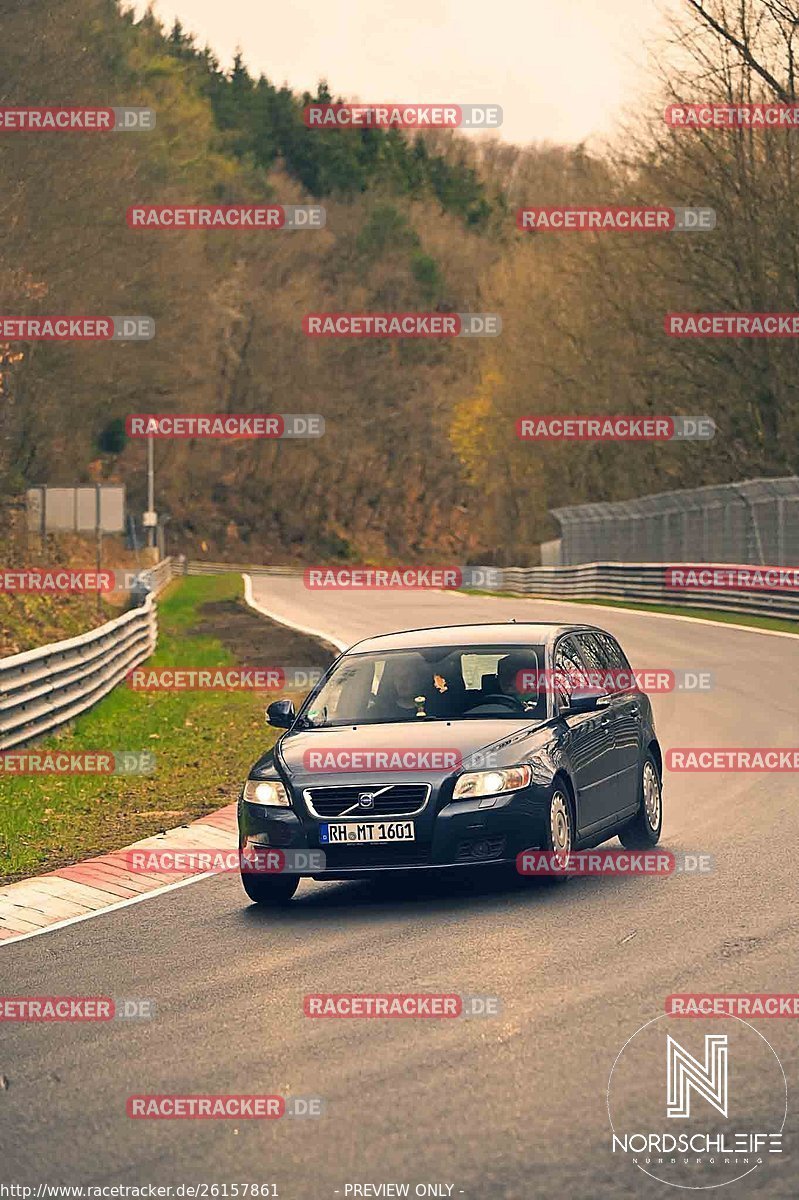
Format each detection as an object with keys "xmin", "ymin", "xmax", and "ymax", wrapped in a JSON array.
[{"xmin": 194, "ymin": 598, "xmax": 337, "ymax": 671}]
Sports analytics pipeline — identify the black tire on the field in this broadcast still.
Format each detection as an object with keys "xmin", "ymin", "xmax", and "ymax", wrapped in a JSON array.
[
  {"xmin": 539, "ymin": 782, "xmax": 575, "ymax": 884},
  {"xmin": 240, "ymin": 870, "xmax": 299, "ymax": 906},
  {"xmin": 618, "ymin": 752, "xmax": 662, "ymax": 849}
]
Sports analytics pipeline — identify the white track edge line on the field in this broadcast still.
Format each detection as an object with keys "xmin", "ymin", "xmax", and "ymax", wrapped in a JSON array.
[
  {"xmin": 247, "ymin": 569, "xmax": 798, "ymax": 643},
  {"xmin": 243, "ymin": 574, "xmax": 348, "ymax": 651},
  {"xmin": 449, "ymin": 587, "xmax": 799, "ymax": 640},
  {"xmin": 0, "ymin": 871, "xmax": 219, "ymax": 947}
]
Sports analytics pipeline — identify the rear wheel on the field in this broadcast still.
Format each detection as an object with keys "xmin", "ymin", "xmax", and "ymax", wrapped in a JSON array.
[
  {"xmin": 240, "ymin": 870, "xmax": 299, "ymax": 906},
  {"xmin": 619, "ymin": 754, "xmax": 662, "ymax": 848}
]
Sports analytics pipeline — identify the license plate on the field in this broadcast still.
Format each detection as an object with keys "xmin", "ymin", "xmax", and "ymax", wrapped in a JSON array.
[{"xmin": 319, "ymin": 821, "xmax": 415, "ymax": 844}]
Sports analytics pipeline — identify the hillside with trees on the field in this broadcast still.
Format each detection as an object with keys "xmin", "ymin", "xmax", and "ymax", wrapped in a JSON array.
[{"xmin": 1, "ymin": 0, "xmax": 796, "ymax": 565}]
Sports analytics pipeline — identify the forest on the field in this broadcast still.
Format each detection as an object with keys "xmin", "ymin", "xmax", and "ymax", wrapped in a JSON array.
[{"xmin": 0, "ymin": 0, "xmax": 796, "ymax": 564}]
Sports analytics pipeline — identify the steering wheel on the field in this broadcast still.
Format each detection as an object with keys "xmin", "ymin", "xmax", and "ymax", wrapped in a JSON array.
[{"xmin": 467, "ymin": 693, "xmax": 526, "ymax": 713}]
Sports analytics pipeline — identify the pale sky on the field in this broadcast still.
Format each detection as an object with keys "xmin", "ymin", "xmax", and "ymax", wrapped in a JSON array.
[{"xmin": 134, "ymin": 0, "xmax": 682, "ymax": 147}]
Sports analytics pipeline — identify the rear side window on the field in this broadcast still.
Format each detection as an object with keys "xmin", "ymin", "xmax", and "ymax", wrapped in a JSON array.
[
  {"xmin": 574, "ymin": 633, "xmax": 605, "ymax": 673},
  {"xmin": 593, "ymin": 631, "xmax": 631, "ymax": 671},
  {"xmin": 576, "ymin": 631, "xmax": 636, "ymax": 694},
  {"xmin": 553, "ymin": 636, "xmax": 586, "ymax": 709}
]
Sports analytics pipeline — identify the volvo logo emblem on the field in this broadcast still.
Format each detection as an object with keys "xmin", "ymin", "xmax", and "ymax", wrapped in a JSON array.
[{"xmin": 358, "ymin": 792, "xmax": 376, "ymax": 809}]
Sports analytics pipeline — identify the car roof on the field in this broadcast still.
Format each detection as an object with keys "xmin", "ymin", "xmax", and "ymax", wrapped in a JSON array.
[{"xmin": 346, "ymin": 622, "xmax": 605, "ymax": 654}]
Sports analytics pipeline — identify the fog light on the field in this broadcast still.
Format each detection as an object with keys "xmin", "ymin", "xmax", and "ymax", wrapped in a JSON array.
[{"xmin": 457, "ymin": 836, "xmax": 506, "ymax": 862}]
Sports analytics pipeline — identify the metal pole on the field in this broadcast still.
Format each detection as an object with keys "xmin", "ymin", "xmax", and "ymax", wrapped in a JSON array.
[
  {"xmin": 147, "ymin": 436, "xmax": 155, "ymax": 549},
  {"xmin": 95, "ymin": 484, "xmax": 103, "ymax": 615},
  {"xmin": 733, "ymin": 484, "xmax": 765, "ymax": 564},
  {"xmin": 776, "ymin": 497, "xmax": 785, "ymax": 566}
]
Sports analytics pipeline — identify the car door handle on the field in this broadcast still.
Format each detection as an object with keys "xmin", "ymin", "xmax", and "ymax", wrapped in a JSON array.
[
  {"xmin": 629, "ymin": 703, "xmax": 640, "ymax": 715},
  {"xmin": 600, "ymin": 713, "xmax": 612, "ymax": 726}
]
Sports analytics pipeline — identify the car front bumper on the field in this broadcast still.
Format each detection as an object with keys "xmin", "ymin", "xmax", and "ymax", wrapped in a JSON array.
[{"xmin": 238, "ymin": 783, "xmax": 551, "ymax": 878}]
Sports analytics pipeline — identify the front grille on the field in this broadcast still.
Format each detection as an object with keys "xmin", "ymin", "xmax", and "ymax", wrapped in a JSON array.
[
  {"xmin": 304, "ymin": 783, "xmax": 430, "ymax": 818},
  {"xmin": 320, "ymin": 843, "xmax": 431, "ymax": 870}
]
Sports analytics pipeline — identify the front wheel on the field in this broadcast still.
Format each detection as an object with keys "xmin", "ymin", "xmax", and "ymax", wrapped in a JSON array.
[
  {"xmin": 618, "ymin": 754, "xmax": 662, "ymax": 849},
  {"xmin": 540, "ymin": 785, "xmax": 574, "ymax": 884},
  {"xmin": 240, "ymin": 870, "xmax": 299, "ymax": 906}
]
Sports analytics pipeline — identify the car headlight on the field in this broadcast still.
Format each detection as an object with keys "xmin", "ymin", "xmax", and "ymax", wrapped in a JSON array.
[
  {"xmin": 243, "ymin": 778, "xmax": 291, "ymax": 807},
  {"xmin": 452, "ymin": 765, "xmax": 532, "ymax": 800}
]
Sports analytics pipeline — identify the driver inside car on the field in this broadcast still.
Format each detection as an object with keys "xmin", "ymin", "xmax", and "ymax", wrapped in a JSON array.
[{"xmin": 496, "ymin": 652, "xmax": 544, "ymax": 714}]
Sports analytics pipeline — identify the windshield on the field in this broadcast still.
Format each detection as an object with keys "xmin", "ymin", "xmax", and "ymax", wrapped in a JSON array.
[{"xmin": 296, "ymin": 644, "xmax": 548, "ymax": 727}]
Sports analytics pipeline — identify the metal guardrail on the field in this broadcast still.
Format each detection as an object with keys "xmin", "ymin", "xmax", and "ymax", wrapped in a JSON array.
[
  {"xmin": 137, "ymin": 556, "xmax": 179, "ymax": 595},
  {"xmin": 187, "ymin": 559, "xmax": 799, "ymax": 621},
  {"xmin": 491, "ymin": 562, "xmax": 799, "ymax": 621},
  {"xmin": 185, "ymin": 561, "xmax": 297, "ymax": 576},
  {"xmin": 0, "ymin": 557, "xmax": 180, "ymax": 751},
  {"xmin": 0, "ymin": 598, "xmax": 156, "ymax": 751}
]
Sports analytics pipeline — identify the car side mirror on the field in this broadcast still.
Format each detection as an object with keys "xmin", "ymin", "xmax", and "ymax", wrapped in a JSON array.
[
  {"xmin": 564, "ymin": 686, "xmax": 610, "ymax": 715},
  {"xmin": 266, "ymin": 698, "xmax": 296, "ymax": 728}
]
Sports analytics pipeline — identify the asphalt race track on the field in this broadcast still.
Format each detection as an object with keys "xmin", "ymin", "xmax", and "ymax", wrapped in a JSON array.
[{"xmin": 2, "ymin": 579, "xmax": 797, "ymax": 1199}]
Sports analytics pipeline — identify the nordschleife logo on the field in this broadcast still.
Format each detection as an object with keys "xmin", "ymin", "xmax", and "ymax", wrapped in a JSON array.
[{"xmin": 607, "ymin": 1014, "xmax": 786, "ymax": 1189}]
